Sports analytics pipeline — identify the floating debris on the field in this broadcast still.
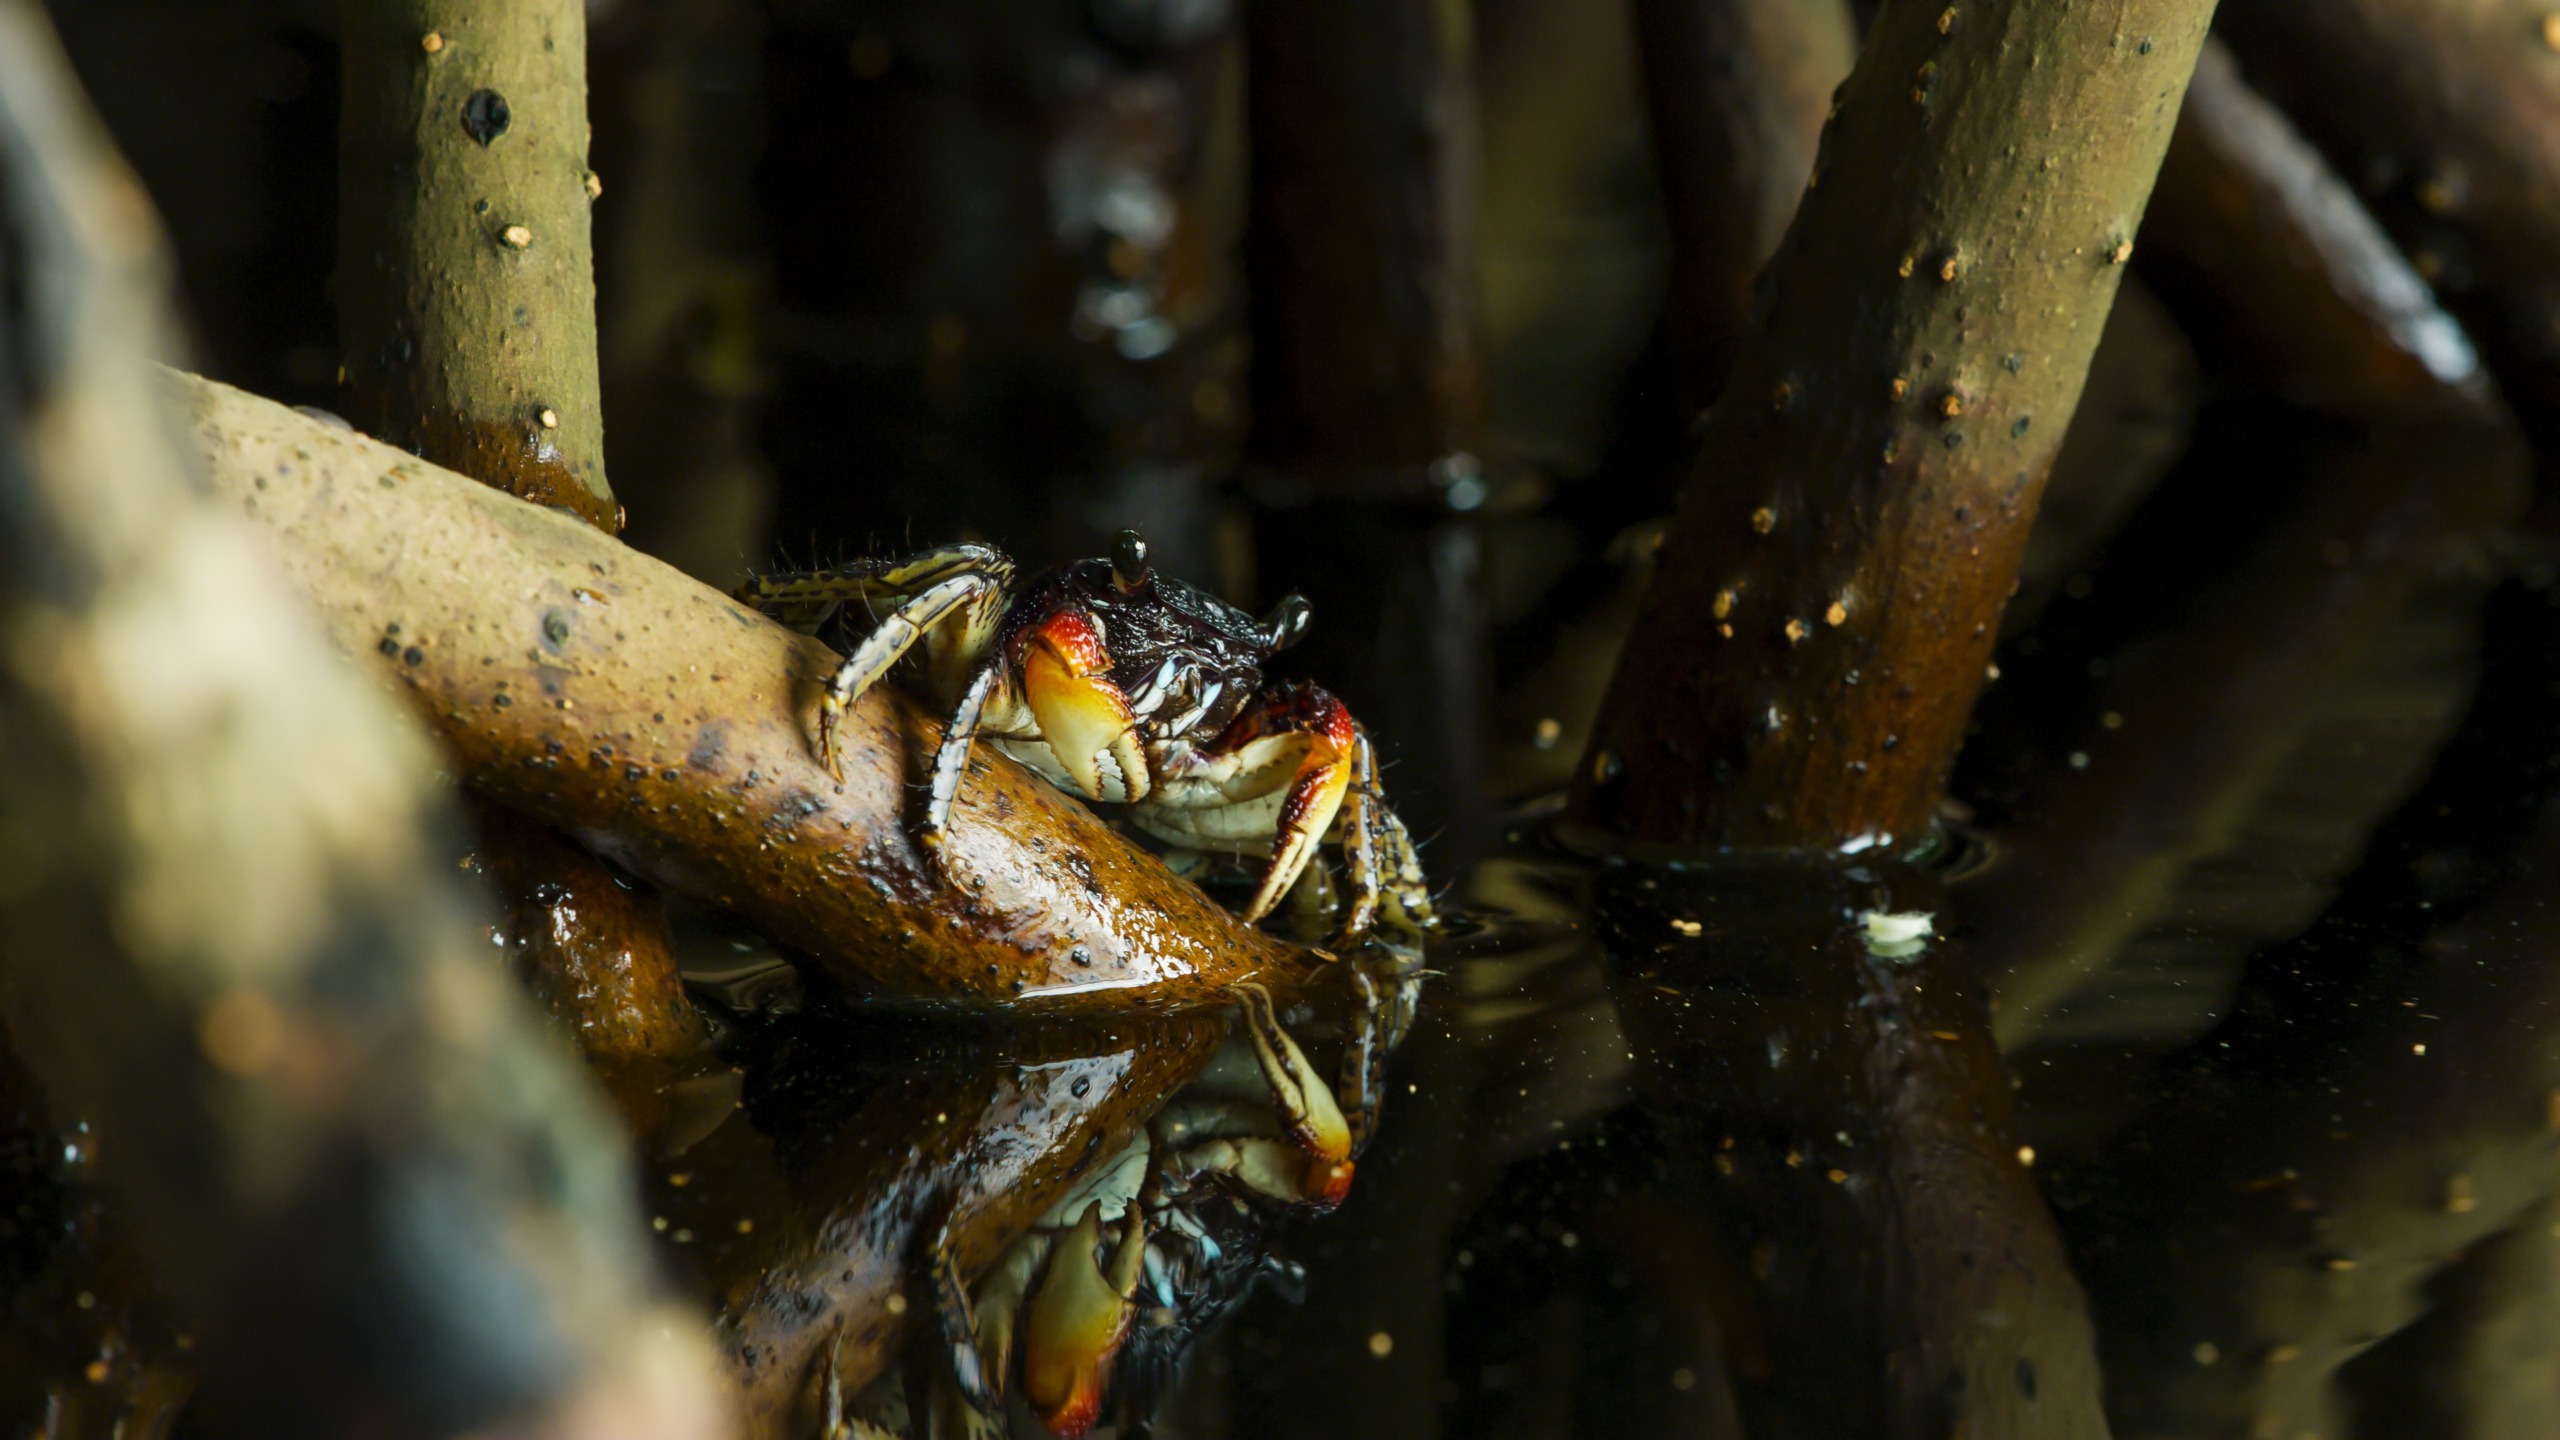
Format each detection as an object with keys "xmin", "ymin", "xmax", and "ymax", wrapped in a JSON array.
[{"xmin": 1860, "ymin": 909, "xmax": 1934, "ymax": 959}]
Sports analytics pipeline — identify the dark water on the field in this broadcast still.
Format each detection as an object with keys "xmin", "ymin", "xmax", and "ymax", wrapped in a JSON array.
[{"xmin": 644, "ymin": 555, "xmax": 2560, "ymax": 1440}]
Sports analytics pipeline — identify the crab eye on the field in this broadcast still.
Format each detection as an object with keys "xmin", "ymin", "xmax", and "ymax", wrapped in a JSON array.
[
  {"xmin": 1111, "ymin": 529, "xmax": 1150, "ymax": 592},
  {"xmin": 1261, "ymin": 593, "xmax": 1312, "ymax": 652}
]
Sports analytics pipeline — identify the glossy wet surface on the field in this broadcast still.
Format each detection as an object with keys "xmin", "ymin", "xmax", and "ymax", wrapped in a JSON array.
[{"xmin": 652, "ymin": 550, "xmax": 2560, "ymax": 1440}]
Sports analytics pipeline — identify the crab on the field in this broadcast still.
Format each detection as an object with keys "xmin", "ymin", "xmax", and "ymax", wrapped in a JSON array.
[
  {"xmin": 828, "ymin": 970, "xmax": 1418, "ymax": 1439},
  {"xmin": 737, "ymin": 531, "xmax": 1433, "ymax": 936}
]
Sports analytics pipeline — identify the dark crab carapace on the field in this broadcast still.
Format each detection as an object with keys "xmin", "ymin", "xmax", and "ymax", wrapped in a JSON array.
[{"xmin": 736, "ymin": 530, "xmax": 1432, "ymax": 936}]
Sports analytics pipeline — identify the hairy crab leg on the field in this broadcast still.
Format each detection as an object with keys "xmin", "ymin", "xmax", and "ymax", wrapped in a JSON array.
[
  {"xmin": 1022, "ymin": 611, "xmax": 1152, "ymax": 804},
  {"xmin": 1345, "ymin": 728, "xmax": 1438, "ymax": 933},
  {"xmin": 1232, "ymin": 983, "xmax": 1355, "ymax": 1204},
  {"xmin": 1334, "ymin": 730, "xmax": 1388, "ymax": 939},
  {"xmin": 1341, "ymin": 964, "xmax": 1394, "ymax": 1155},
  {"xmin": 1021, "ymin": 1201, "xmax": 1147, "ymax": 1438},
  {"xmin": 815, "ymin": 572, "xmax": 1005, "ymax": 780},
  {"xmin": 1376, "ymin": 809, "xmax": 1434, "ymax": 931},
  {"xmin": 736, "ymin": 543, "xmax": 1014, "ymax": 610},
  {"xmin": 735, "ymin": 543, "xmax": 1014, "ymax": 685}
]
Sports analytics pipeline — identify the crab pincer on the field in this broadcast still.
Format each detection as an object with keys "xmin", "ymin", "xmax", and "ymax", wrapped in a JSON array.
[
  {"xmin": 1018, "ymin": 609, "xmax": 1151, "ymax": 804},
  {"xmin": 1020, "ymin": 1200, "xmax": 1147, "ymax": 1437},
  {"xmin": 1232, "ymin": 982, "xmax": 1356, "ymax": 1206}
]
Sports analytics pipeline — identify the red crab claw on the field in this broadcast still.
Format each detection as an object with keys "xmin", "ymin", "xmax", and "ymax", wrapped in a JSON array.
[
  {"xmin": 1175, "ymin": 1135, "xmax": 1354, "ymax": 1209},
  {"xmin": 1022, "ymin": 610, "xmax": 1152, "ymax": 804},
  {"xmin": 1222, "ymin": 684, "xmax": 1357, "ymax": 923},
  {"xmin": 1233, "ymin": 983, "xmax": 1356, "ymax": 1206},
  {"xmin": 1022, "ymin": 1200, "xmax": 1146, "ymax": 1438}
]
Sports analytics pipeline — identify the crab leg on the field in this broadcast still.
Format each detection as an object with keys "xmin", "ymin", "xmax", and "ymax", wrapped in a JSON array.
[
  {"xmin": 1341, "ymin": 964, "xmax": 1392, "ymax": 1156},
  {"xmin": 1021, "ymin": 611, "xmax": 1152, "ymax": 804},
  {"xmin": 815, "ymin": 572, "xmax": 1006, "ymax": 780},
  {"xmin": 1236, "ymin": 690, "xmax": 1356, "ymax": 923},
  {"xmin": 1021, "ymin": 1201, "xmax": 1147, "ymax": 1438},
  {"xmin": 1169, "ymin": 1134, "xmax": 1349, "ymax": 1208},
  {"xmin": 737, "ymin": 542, "xmax": 1011, "ymax": 635},
  {"xmin": 1232, "ymin": 983, "xmax": 1356, "ymax": 1205},
  {"xmin": 919, "ymin": 659, "xmax": 1000, "ymax": 854},
  {"xmin": 968, "ymin": 1229, "xmax": 1048, "ymax": 1405},
  {"xmin": 1367, "ymin": 785, "xmax": 1434, "ymax": 933},
  {"xmin": 925, "ymin": 1232, "xmax": 995, "ymax": 1410},
  {"xmin": 1335, "ymin": 730, "xmax": 1388, "ymax": 939}
]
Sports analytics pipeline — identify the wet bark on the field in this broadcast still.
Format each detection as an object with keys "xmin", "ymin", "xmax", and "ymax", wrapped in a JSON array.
[
  {"xmin": 1571, "ymin": 0, "xmax": 2221, "ymax": 853},
  {"xmin": 1629, "ymin": 0, "xmax": 1857, "ymax": 416},
  {"xmin": 476, "ymin": 809, "xmax": 739, "ymax": 1158},
  {"xmin": 2214, "ymin": 0, "xmax": 2560, "ymax": 475},
  {"xmin": 340, "ymin": 0, "xmax": 726, "ymax": 1150},
  {"xmin": 0, "ymin": 8, "xmax": 723, "ymax": 1434},
  {"xmin": 173, "ymin": 371, "xmax": 1315, "ymax": 1015},
  {"xmin": 1602, "ymin": 857, "xmax": 2107, "ymax": 1439},
  {"xmin": 2142, "ymin": 41, "xmax": 2502, "ymax": 417},
  {"xmin": 1242, "ymin": 0, "xmax": 1496, "ymax": 862}
]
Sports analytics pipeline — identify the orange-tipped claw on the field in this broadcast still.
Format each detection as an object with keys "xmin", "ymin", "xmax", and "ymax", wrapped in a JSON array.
[
  {"xmin": 1227, "ymin": 687, "xmax": 1357, "ymax": 923},
  {"xmin": 1306, "ymin": 1153, "xmax": 1356, "ymax": 1208},
  {"xmin": 1021, "ymin": 1202, "xmax": 1144, "ymax": 1437},
  {"xmin": 1172, "ymin": 1135, "xmax": 1355, "ymax": 1210},
  {"xmin": 1234, "ymin": 984, "xmax": 1353, "ymax": 1167},
  {"xmin": 1023, "ymin": 611, "xmax": 1150, "ymax": 804}
]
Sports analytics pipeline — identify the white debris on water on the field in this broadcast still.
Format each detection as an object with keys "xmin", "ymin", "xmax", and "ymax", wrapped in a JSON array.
[{"xmin": 1860, "ymin": 909, "xmax": 1934, "ymax": 960}]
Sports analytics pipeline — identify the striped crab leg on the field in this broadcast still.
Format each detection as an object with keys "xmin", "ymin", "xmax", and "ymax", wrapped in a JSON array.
[
  {"xmin": 1339, "ymin": 726, "xmax": 1435, "ymax": 935},
  {"xmin": 731, "ymin": 544, "xmax": 1013, "ymax": 787}
]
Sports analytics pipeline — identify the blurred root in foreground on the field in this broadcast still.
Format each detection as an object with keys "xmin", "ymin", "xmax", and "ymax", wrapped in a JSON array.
[{"xmin": 0, "ymin": 3, "xmax": 728, "ymax": 1436}]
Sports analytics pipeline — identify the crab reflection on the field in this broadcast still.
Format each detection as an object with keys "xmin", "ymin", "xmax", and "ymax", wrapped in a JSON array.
[{"xmin": 652, "ymin": 939, "xmax": 1419, "ymax": 1440}]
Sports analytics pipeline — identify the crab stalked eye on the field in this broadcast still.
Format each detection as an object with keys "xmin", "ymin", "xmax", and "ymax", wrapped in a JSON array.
[
  {"xmin": 1111, "ymin": 529, "xmax": 1150, "ymax": 593},
  {"xmin": 1261, "ymin": 593, "xmax": 1312, "ymax": 652}
]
